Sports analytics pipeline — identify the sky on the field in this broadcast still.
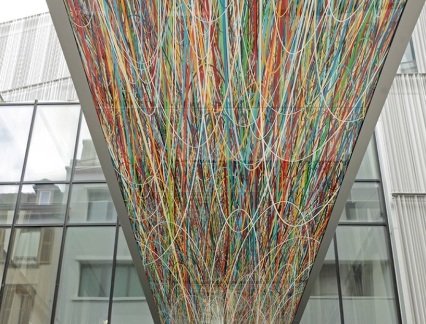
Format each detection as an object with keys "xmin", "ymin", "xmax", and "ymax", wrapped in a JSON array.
[{"xmin": 0, "ymin": 0, "xmax": 48, "ymax": 23}]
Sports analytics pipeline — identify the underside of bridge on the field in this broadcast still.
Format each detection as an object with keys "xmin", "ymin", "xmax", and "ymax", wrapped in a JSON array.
[{"xmin": 47, "ymin": 1, "xmax": 422, "ymax": 323}]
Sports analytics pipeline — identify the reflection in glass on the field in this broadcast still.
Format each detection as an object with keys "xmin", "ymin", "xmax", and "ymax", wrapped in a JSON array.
[
  {"xmin": 55, "ymin": 227, "xmax": 115, "ymax": 324},
  {"xmin": 0, "ymin": 228, "xmax": 11, "ymax": 281},
  {"xmin": 68, "ymin": 184, "xmax": 116, "ymax": 223},
  {"xmin": 337, "ymin": 227, "xmax": 398, "ymax": 324},
  {"xmin": 24, "ymin": 105, "xmax": 80, "ymax": 181},
  {"xmin": 17, "ymin": 184, "xmax": 68, "ymax": 224},
  {"xmin": 398, "ymin": 40, "xmax": 417, "ymax": 74},
  {"xmin": 73, "ymin": 117, "xmax": 105, "ymax": 181},
  {"xmin": 0, "ymin": 106, "xmax": 32, "ymax": 181},
  {"xmin": 341, "ymin": 183, "xmax": 384, "ymax": 222},
  {"xmin": 111, "ymin": 229, "xmax": 153, "ymax": 324},
  {"xmin": 356, "ymin": 140, "xmax": 380, "ymax": 180},
  {"xmin": 0, "ymin": 227, "xmax": 61, "ymax": 324},
  {"xmin": 300, "ymin": 240, "xmax": 340, "ymax": 324},
  {"xmin": 0, "ymin": 186, "xmax": 19, "ymax": 224}
]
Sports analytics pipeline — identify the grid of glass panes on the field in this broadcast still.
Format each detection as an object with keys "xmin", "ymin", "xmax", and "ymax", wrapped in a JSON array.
[
  {"xmin": 301, "ymin": 140, "xmax": 401, "ymax": 324},
  {"xmin": 0, "ymin": 102, "xmax": 401, "ymax": 324},
  {"xmin": 0, "ymin": 102, "xmax": 152, "ymax": 324}
]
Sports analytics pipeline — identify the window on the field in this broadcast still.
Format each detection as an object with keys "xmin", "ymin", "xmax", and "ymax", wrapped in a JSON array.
[
  {"xmin": 38, "ymin": 190, "xmax": 52, "ymax": 205},
  {"xmin": 114, "ymin": 263, "xmax": 145, "ymax": 298},
  {"xmin": 0, "ymin": 227, "xmax": 61, "ymax": 324},
  {"xmin": 78, "ymin": 262, "xmax": 144, "ymax": 298},
  {"xmin": 24, "ymin": 105, "xmax": 80, "ymax": 182},
  {"xmin": 87, "ymin": 189, "xmax": 115, "ymax": 222},
  {"xmin": 0, "ymin": 228, "xmax": 10, "ymax": 280},
  {"xmin": 0, "ymin": 285, "xmax": 35, "ymax": 324},
  {"xmin": 398, "ymin": 40, "xmax": 417, "ymax": 74},
  {"xmin": 12, "ymin": 228, "xmax": 55, "ymax": 265},
  {"xmin": 341, "ymin": 183, "xmax": 384, "ymax": 222},
  {"xmin": 17, "ymin": 184, "xmax": 68, "ymax": 224},
  {"xmin": 54, "ymin": 227, "xmax": 115, "ymax": 324},
  {"xmin": 73, "ymin": 117, "xmax": 105, "ymax": 181},
  {"xmin": 111, "ymin": 229, "xmax": 153, "ymax": 324},
  {"xmin": 68, "ymin": 184, "xmax": 116, "ymax": 223},
  {"xmin": 0, "ymin": 185, "xmax": 19, "ymax": 224},
  {"xmin": 301, "ymin": 240, "xmax": 341, "ymax": 324},
  {"xmin": 79, "ymin": 263, "xmax": 112, "ymax": 298},
  {"xmin": 337, "ymin": 227, "xmax": 398, "ymax": 324},
  {"xmin": 355, "ymin": 140, "xmax": 380, "ymax": 181},
  {"xmin": 0, "ymin": 106, "xmax": 33, "ymax": 181}
]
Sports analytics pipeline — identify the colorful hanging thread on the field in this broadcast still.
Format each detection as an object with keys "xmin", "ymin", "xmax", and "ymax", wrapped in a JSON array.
[{"xmin": 64, "ymin": 0, "xmax": 405, "ymax": 322}]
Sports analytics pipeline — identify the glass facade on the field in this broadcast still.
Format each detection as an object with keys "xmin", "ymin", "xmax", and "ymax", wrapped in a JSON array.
[
  {"xmin": 0, "ymin": 102, "xmax": 151, "ymax": 324},
  {"xmin": 301, "ymin": 138, "xmax": 400, "ymax": 324},
  {"xmin": 0, "ymin": 101, "xmax": 400, "ymax": 324}
]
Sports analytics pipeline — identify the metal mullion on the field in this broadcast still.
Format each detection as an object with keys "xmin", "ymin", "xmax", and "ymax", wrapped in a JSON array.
[
  {"xmin": 66, "ymin": 222, "xmax": 117, "ymax": 227},
  {"xmin": 71, "ymin": 179, "xmax": 108, "ymax": 185},
  {"xmin": 50, "ymin": 108, "xmax": 83, "ymax": 324},
  {"xmin": 108, "ymin": 219, "xmax": 120, "ymax": 324},
  {"xmin": 353, "ymin": 179, "xmax": 381, "ymax": 183},
  {"xmin": 0, "ymin": 101, "xmax": 79, "ymax": 107},
  {"xmin": 0, "ymin": 182, "xmax": 20, "ymax": 186},
  {"xmin": 392, "ymin": 192, "xmax": 426, "ymax": 197},
  {"xmin": 0, "ymin": 100, "xmax": 38, "ymax": 306},
  {"xmin": 0, "ymin": 102, "xmax": 37, "ymax": 107},
  {"xmin": 13, "ymin": 223, "xmax": 64, "ymax": 228},
  {"xmin": 33, "ymin": 101, "xmax": 80, "ymax": 106},
  {"xmin": 20, "ymin": 180, "xmax": 107, "ymax": 186},
  {"xmin": 333, "ymin": 233, "xmax": 345, "ymax": 324},
  {"xmin": 21, "ymin": 180, "xmax": 70, "ymax": 185},
  {"xmin": 338, "ymin": 221, "xmax": 387, "ymax": 227}
]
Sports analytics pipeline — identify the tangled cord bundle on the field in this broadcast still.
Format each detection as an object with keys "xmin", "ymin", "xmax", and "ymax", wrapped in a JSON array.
[{"xmin": 65, "ymin": 0, "xmax": 404, "ymax": 322}]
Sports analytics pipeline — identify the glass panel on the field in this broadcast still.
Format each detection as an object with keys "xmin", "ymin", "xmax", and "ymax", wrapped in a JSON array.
[
  {"xmin": 17, "ymin": 184, "xmax": 68, "ymax": 224},
  {"xmin": 336, "ymin": 227, "xmax": 398, "ymax": 324},
  {"xmin": 398, "ymin": 40, "xmax": 417, "ymax": 74},
  {"xmin": 111, "ymin": 228, "xmax": 153, "ymax": 324},
  {"xmin": 73, "ymin": 117, "xmax": 105, "ymax": 181},
  {"xmin": 0, "ymin": 185, "xmax": 19, "ymax": 224},
  {"xmin": 300, "ymin": 240, "xmax": 340, "ymax": 324},
  {"xmin": 340, "ymin": 183, "xmax": 384, "ymax": 222},
  {"xmin": 0, "ymin": 106, "xmax": 32, "ymax": 181},
  {"xmin": 68, "ymin": 183, "xmax": 116, "ymax": 223},
  {"xmin": 356, "ymin": 140, "xmax": 380, "ymax": 180},
  {"xmin": 24, "ymin": 105, "xmax": 80, "ymax": 181},
  {"xmin": 0, "ymin": 227, "xmax": 61, "ymax": 324},
  {"xmin": 55, "ymin": 227, "xmax": 115, "ymax": 324},
  {"xmin": 0, "ymin": 228, "xmax": 11, "ymax": 280},
  {"xmin": 79, "ymin": 263, "xmax": 112, "ymax": 297}
]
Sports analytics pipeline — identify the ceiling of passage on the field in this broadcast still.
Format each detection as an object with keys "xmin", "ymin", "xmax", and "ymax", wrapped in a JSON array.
[{"xmin": 60, "ymin": 0, "xmax": 405, "ymax": 322}]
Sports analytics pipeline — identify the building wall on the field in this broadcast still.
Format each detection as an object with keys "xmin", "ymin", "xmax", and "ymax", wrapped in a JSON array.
[
  {"xmin": 372, "ymin": 4, "xmax": 426, "ymax": 324},
  {"xmin": 0, "ymin": 102, "xmax": 153, "ymax": 324},
  {"xmin": 411, "ymin": 5, "xmax": 426, "ymax": 74},
  {"xmin": 376, "ymin": 74, "xmax": 426, "ymax": 324},
  {"xmin": 0, "ymin": 13, "xmax": 76, "ymax": 101}
]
